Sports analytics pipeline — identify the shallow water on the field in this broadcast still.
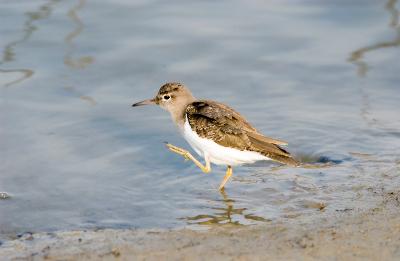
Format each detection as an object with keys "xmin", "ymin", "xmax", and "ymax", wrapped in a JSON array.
[{"xmin": 1, "ymin": 0, "xmax": 399, "ymax": 239}]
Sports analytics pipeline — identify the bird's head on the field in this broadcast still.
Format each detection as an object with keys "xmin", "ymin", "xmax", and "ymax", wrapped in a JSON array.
[{"xmin": 132, "ymin": 82, "xmax": 195, "ymax": 113}]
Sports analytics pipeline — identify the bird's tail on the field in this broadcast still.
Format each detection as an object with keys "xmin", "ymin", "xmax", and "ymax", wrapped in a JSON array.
[
  {"xmin": 247, "ymin": 133, "xmax": 300, "ymax": 167},
  {"xmin": 265, "ymin": 152, "xmax": 300, "ymax": 167}
]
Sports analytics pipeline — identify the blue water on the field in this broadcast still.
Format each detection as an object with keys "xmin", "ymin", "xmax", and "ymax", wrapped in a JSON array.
[{"xmin": 1, "ymin": 0, "xmax": 399, "ymax": 239}]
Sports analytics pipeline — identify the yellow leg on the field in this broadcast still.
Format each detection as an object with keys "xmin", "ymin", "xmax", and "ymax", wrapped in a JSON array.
[
  {"xmin": 165, "ymin": 143, "xmax": 211, "ymax": 173},
  {"xmin": 219, "ymin": 166, "xmax": 232, "ymax": 191}
]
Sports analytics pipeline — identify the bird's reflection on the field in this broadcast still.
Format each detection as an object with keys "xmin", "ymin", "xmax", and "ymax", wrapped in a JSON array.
[
  {"xmin": 348, "ymin": 0, "xmax": 400, "ymax": 77},
  {"xmin": 182, "ymin": 190, "xmax": 269, "ymax": 226},
  {"xmin": 0, "ymin": 0, "xmax": 59, "ymax": 87}
]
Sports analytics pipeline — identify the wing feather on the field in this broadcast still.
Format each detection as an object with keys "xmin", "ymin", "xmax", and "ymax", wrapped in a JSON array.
[{"xmin": 186, "ymin": 100, "xmax": 298, "ymax": 166}]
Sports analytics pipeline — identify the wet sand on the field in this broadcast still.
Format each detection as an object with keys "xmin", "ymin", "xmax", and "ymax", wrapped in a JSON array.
[{"xmin": 1, "ymin": 189, "xmax": 399, "ymax": 261}]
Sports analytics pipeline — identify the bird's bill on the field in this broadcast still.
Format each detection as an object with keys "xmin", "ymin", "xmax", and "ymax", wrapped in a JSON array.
[{"xmin": 132, "ymin": 98, "xmax": 156, "ymax": 107}]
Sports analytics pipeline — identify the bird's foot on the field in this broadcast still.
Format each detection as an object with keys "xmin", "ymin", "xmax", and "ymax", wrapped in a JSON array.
[{"xmin": 165, "ymin": 143, "xmax": 190, "ymax": 161}]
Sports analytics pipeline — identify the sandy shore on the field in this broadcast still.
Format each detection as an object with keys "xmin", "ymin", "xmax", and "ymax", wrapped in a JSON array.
[{"xmin": 1, "ymin": 190, "xmax": 399, "ymax": 261}]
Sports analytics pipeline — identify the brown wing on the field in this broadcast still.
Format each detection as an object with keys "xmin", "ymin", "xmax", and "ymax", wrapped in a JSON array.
[{"xmin": 185, "ymin": 100, "xmax": 299, "ymax": 166}]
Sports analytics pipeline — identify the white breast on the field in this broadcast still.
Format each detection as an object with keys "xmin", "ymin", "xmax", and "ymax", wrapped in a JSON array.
[{"xmin": 181, "ymin": 116, "xmax": 270, "ymax": 166}]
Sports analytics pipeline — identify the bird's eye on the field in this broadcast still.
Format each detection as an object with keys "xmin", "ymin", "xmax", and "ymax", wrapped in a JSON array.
[{"xmin": 163, "ymin": 95, "xmax": 170, "ymax": 100}]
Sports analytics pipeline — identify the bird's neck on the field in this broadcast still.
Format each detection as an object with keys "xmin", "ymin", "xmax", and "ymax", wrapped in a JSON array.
[{"xmin": 169, "ymin": 98, "xmax": 196, "ymax": 129}]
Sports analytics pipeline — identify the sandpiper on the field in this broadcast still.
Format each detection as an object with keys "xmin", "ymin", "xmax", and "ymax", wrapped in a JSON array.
[{"xmin": 132, "ymin": 82, "xmax": 299, "ymax": 190}]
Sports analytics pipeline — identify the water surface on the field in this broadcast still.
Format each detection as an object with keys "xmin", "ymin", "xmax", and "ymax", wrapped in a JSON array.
[{"xmin": 1, "ymin": 0, "xmax": 400, "ymax": 239}]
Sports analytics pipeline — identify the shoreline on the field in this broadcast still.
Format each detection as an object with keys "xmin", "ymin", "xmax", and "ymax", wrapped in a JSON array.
[{"xmin": 1, "ymin": 190, "xmax": 399, "ymax": 260}]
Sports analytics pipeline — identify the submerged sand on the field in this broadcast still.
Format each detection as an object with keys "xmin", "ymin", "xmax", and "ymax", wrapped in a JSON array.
[{"xmin": 1, "ymin": 190, "xmax": 399, "ymax": 261}]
